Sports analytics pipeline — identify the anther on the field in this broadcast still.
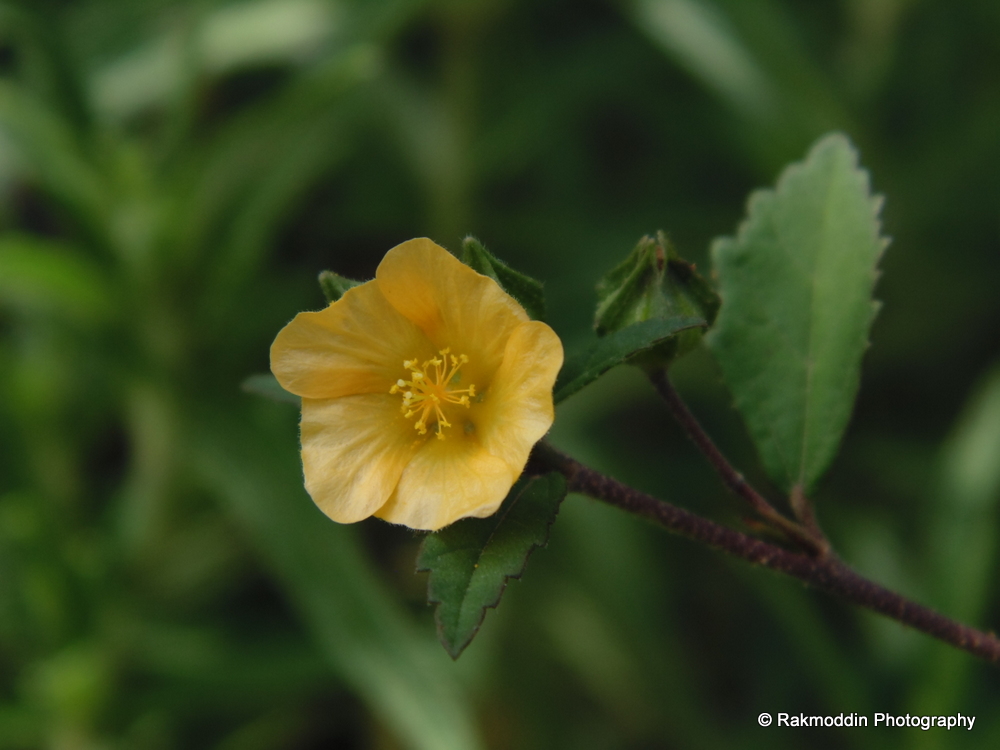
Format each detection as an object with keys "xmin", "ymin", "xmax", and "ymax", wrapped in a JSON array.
[{"xmin": 395, "ymin": 351, "xmax": 477, "ymax": 439}]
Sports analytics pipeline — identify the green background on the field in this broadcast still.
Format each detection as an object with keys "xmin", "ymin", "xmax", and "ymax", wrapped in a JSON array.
[{"xmin": 1, "ymin": 0, "xmax": 998, "ymax": 747}]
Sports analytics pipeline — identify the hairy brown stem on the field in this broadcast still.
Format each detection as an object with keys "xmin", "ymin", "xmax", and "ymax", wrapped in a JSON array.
[
  {"xmin": 533, "ymin": 442, "xmax": 1000, "ymax": 665},
  {"xmin": 646, "ymin": 369, "xmax": 830, "ymax": 556}
]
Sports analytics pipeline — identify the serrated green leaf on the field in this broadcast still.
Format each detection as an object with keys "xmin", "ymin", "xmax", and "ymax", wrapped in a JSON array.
[
  {"xmin": 460, "ymin": 236, "xmax": 546, "ymax": 320},
  {"xmin": 241, "ymin": 373, "xmax": 300, "ymax": 405},
  {"xmin": 554, "ymin": 316, "xmax": 705, "ymax": 404},
  {"xmin": 418, "ymin": 473, "xmax": 566, "ymax": 659},
  {"xmin": 318, "ymin": 270, "xmax": 362, "ymax": 303},
  {"xmin": 706, "ymin": 133, "xmax": 887, "ymax": 494}
]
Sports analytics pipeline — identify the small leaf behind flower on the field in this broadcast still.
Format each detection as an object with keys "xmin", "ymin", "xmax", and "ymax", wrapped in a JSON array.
[
  {"xmin": 241, "ymin": 373, "xmax": 300, "ymax": 405},
  {"xmin": 461, "ymin": 236, "xmax": 546, "ymax": 320},
  {"xmin": 318, "ymin": 270, "xmax": 363, "ymax": 303},
  {"xmin": 418, "ymin": 473, "xmax": 567, "ymax": 659},
  {"xmin": 554, "ymin": 316, "xmax": 705, "ymax": 404}
]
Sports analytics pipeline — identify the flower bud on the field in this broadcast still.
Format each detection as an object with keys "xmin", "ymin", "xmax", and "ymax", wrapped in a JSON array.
[{"xmin": 594, "ymin": 232, "xmax": 719, "ymax": 366}]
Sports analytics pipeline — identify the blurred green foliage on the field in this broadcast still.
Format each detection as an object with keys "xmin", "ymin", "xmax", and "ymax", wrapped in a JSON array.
[{"xmin": 0, "ymin": 0, "xmax": 997, "ymax": 748}]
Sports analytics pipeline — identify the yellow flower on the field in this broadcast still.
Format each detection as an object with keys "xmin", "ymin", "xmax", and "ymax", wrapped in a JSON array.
[{"xmin": 270, "ymin": 238, "xmax": 564, "ymax": 531}]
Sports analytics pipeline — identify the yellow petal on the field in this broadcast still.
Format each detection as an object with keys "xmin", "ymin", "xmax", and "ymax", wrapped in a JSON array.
[
  {"xmin": 270, "ymin": 280, "xmax": 431, "ymax": 399},
  {"xmin": 301, "ymin": 394, "xmax": 419, "ymax": 523},
  {"xmin": 375, "ymin": 238, "xmax": 529, "ymax": 387},
  {"xmin": 375, "ymin": 439, "xmax": 515, "ymax": 530},
  {"xmin": 478, "ymin": 320, "xmax": 563, "ymax": 473}
]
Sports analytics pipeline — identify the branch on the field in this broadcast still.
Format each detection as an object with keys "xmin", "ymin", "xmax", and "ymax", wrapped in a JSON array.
[
  {"xmin": 532, "ymin": 442, "xmax": 1000, "ymax": 665},
  {"xmin": 646, "ymin": 368, "xmax": 829, "ymax": 556}
]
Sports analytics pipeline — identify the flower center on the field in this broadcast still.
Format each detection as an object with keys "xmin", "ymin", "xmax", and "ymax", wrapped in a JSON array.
[{"xmin": 390, "ymin": 348, "xmax": 476, "ymax": 440}]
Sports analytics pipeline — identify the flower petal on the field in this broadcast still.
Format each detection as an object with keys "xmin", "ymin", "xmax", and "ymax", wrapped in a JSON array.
[
  {"xmin": 271, "ymin": 280, "xmax": 431, "ymax": 400},
  {"xmin": 301, "ymin": 394, "xmax": 419, "ymax": 523},
  {"xmin": 375, "ymin": 238, "xmax": 529, "ymax": 387},
  {"xmin": 478, "ymin": 320, "xmax": 563, "ymax": 473},
  {"xmin": 375, "ymin": 440, "xmax": 515, "ymax": 531}
]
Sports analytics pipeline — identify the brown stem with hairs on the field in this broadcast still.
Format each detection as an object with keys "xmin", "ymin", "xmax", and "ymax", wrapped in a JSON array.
[
  {"xmin": 530, "ymin": 442, "xmax": 1000, "ymax": 664},
  {"xmin": 646, "ymin": 368, "xmax": 830, "ymax": 556}
]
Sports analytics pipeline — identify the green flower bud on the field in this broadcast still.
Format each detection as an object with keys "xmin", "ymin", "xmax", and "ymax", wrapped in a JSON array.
[{"xmin": 594, "ymin": 232, "xmax": 719, "ymax": 366}]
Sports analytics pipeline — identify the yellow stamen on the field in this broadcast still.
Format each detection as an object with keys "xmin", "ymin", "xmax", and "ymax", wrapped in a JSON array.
[{"xmin": 391, "ymin": 348, "xmax": 476, "ymax": 439}]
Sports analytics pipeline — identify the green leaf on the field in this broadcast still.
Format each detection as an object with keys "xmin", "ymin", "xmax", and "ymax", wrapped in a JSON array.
[
  {"xmin": 706, "ymin": 133, "xmax": 887, "ymax": 494},
  {"xmin": 418, "ymin": 473, "xmax": 567, "ymax": 659},
  {"xmin": 318, "ymin": 270, "xmax": 363, "ymax": 303},
  {"xmin": 460, "ymin": 236, "xmax": 546, "ymax": 320},
  {"xmin": 240, "ymin": 373, "xmax": 300, "ymax": 405},
  {"xmin": 554, "ymin": 316, "xmax": 706, "ymax": 404}
]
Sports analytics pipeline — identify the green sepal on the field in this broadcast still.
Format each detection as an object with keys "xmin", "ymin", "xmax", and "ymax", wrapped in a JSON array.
[
  {"xmin": 417, "ymin": 472, "xmax": 567, "ymax": 659},
  {"xmin": 554, "ymin": 315, "xmax": 705, "ymax": 403},
  {"xmin": 594, "ymin": 232, "xmax": 719, "ymax": 366},
  {"xmin": 318, "ymin": 270, "xmax": 362, "ymax": 304},
  {"xmin": 460, "ymin": 236, "xmax": 546, "ymax": 320}
]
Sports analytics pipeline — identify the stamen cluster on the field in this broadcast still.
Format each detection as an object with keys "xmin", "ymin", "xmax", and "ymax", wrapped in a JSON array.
[{"xmin": 390, "ymin": 348, "xmax": 476, "ymax": 439}]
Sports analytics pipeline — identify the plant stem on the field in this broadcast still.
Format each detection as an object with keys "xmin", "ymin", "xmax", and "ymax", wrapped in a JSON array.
[
  {"xmin": 646, "ymin": 368, "xmax": 829, "ymax": 556},
  {"xmin": 532, "ymin": 442, "xmax": 1000, "ymax": 665},
  {"xmin": 789, "ymin": 483, "xmax": 826, "ymax": 542}
]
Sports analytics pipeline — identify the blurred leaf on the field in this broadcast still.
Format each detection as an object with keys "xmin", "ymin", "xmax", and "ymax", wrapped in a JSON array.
[
  {"xmin": 631, "ymin": 0, "xmax": 855, "ymax": 173},
  {"xmin": 912, "ymin": 364, "xmax": 1000, "ymax": 723},
  {"xmin": 540, "ymin": 587, "xmax": 655, "ymax": 736},
  {"xmin": 541, "ymin": 500, "xmax": 731, "ymax": 747},
  {"xmin": 631, "ymin": 0, "xmax": 778, "ymax": 121},
  {"xmin": 166, "ymin": 48, "xmax": 379, "ymax": 308},
  {"xmin": 208, "ymin": 113, "xmax": 348, "ymax": 300},
  {"xmin": 0, "ymin": 82, "xmax": 109, "ymax": 235},
  {"xmin": 23, "ymin": 643, "xmax": 112, "ymax": 726},
  {"xmin": 734, "ymin": 564, "xmax": 874, "ymax": 716},
  {"xmin": 707, "ymin": 133, "xmax": 886, "ymax": 494},
  {"xmin": 89, "ymin": 0, "xmax": 341, "ymax": 121},
  {"xmin": 0, "ymin": 705, "xmax": 42, "ymax": 748},
  {"xmin": 554, "ymin": 316, "xmax": 705, "ymax": 403},
  {"xmin": 215, "ymin": 707, "xmax": 314, "ymax": 750},
  {"xmin": 0, "ymin": 235, "xmax": 111, "ymax": 322},
  {"xmin": 318, "ymin": 270, "xmax": 362, "ymax": 303},
  {"xmin": 241, "ymin": 374, "xmax": 299, "ymax": 405},
  {"xmin": 0, "ymin": 3, "xmax": 92, "ymax": 133},
  {"xmin": 198, "ymin": 0, "xmax": 339, "ymax": 74},
  {"xmin": 196, "ymin": 410, "xmax": 484, "ymax": 750},
  {"xmin": 461, "ymin": 236, "xmax": 546, "ymax": 320},
  {"xmin": 938, "ymin": 366, "xmax": 1000, "ymax": 513},
  {"xmin": 127, "ymin": 624, "xmax": 332, "ymax": 707},
  {"xmin": 418, "ymin": 473, "xmax": 566, "ymax": 659}
]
